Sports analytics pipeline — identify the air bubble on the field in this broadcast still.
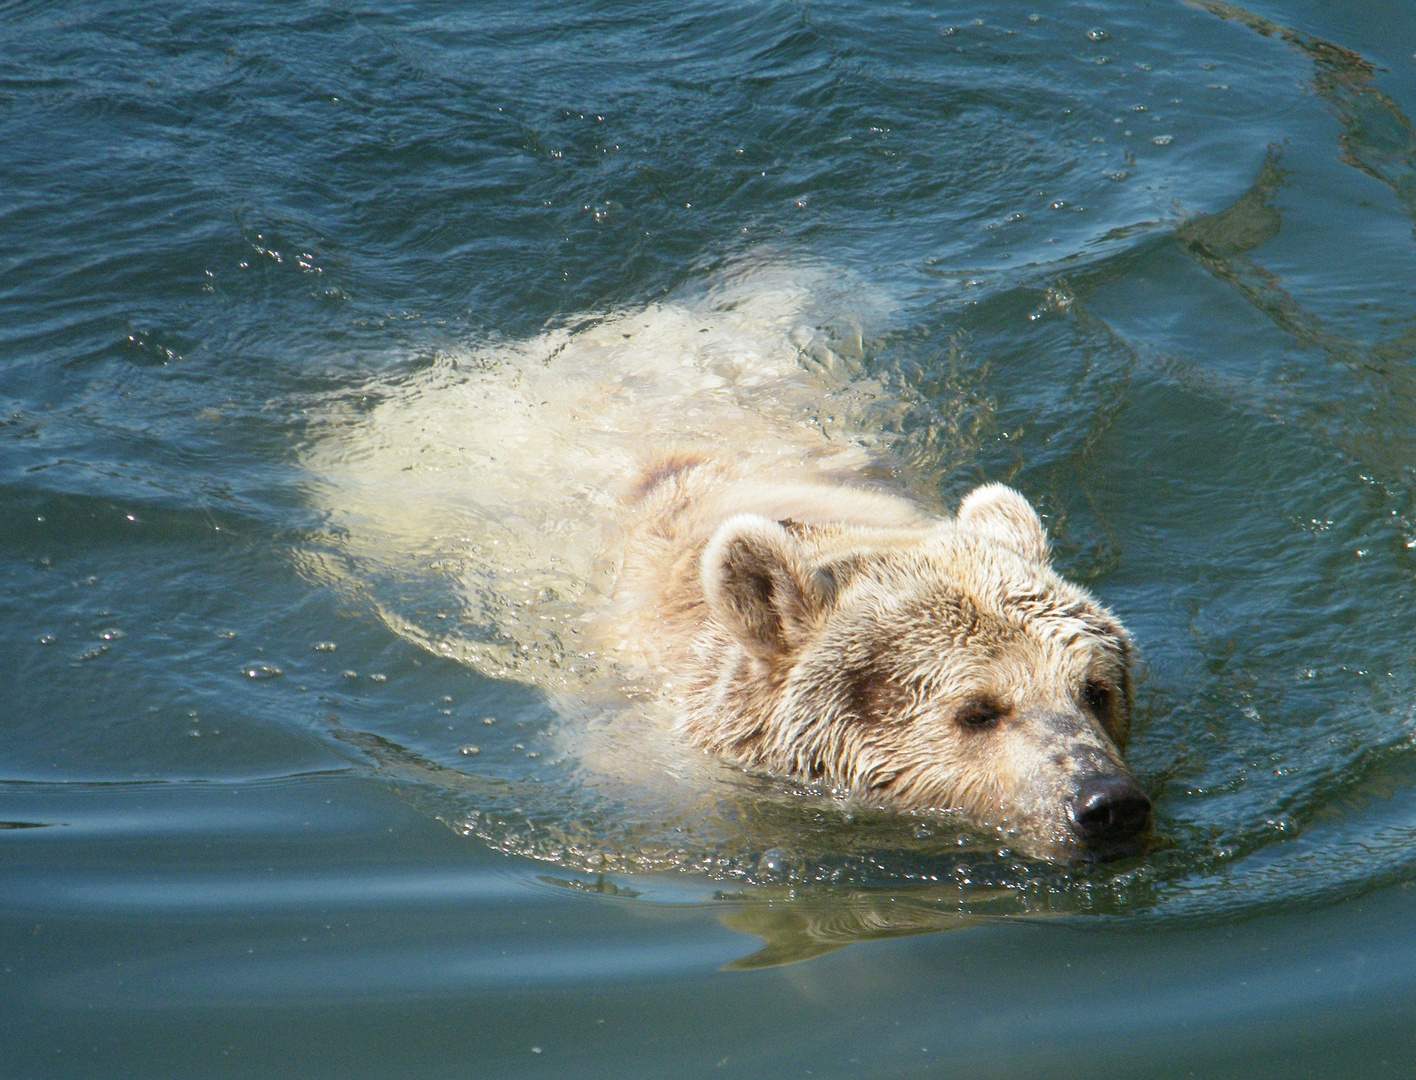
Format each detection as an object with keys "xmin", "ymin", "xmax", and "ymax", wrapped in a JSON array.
[
  {"xmin": 37, "ymin": 634, "xmax": 56, "ymax": 645},
  {"xmin": 1086, "ymin": 28, "xmax": 1108, "ymax": 41},
  {"xmin": 368, "ymin": 673, "xmax": 388, "ymax": 683},
  {"xmin": 460, "ymin": 745, "xmax": 481, "ymax": 756},
  {"xmin": 314, "ymin": 641, "xmax": 337, "ymax": 652},
  {"xmin": 342, "ymin": 670, "xmax": 358, "ymax": 679},
  {"xmin": 244, "ymin": 663, "xmax": 283, "ymax": 679},
  {"xmin": 757, "ymin": 848, "xmax": 797, "ymax": 879},
  {"xmin": 1152, "ymin": 134, "xmax": 1173, "ymax": 145},
  {"xmin": 99, "ymin": 628, "xmax": 125, "ymax": 641}
]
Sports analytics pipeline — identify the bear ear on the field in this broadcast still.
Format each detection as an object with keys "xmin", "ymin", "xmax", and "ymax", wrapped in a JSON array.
[
  {"xmin": 702, "ymin": 514, "xmax": 836, "ymax": 660},
  {"xmin": 956, "ymin": 483, "xmax": 1051, "ymax": 563}
]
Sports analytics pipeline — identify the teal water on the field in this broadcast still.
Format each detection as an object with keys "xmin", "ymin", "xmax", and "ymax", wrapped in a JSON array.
[{"xmin": 4, "ymin": 0, "xmax": 1416, "ymax": 1075}]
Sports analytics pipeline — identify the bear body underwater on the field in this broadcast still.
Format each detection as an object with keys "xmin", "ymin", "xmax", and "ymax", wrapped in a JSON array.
[
  {"xmin": 610, "ymin": 450, "xmax": 1151, "ymax": 858},
  {"xmin": 304, "ymin": 268, "xmax": 1148, "ymax": 860}
]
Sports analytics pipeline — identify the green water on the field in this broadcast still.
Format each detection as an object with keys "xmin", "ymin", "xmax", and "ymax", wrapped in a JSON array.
[{"xmin": 4, "ymin": 0, "xmax": 1416, "ymax": 1075}]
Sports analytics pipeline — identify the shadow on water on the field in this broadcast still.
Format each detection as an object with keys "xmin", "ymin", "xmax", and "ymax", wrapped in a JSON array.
[
  {"xmin": 1191, "ymin": 0, "xmax": 1416, "ymax": 228},
  {"xmin": 1176, "ymin": 3, "xmax": 1416, "ymax": 477}
]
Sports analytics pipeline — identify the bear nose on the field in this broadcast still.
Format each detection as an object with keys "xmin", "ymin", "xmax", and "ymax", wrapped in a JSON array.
[{"xmin": 1066, "ymin": 776, "xmax": 1152, "ymax": 842}]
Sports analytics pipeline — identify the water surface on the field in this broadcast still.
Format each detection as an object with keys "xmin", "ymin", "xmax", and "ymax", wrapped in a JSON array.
[{"xmin": 4, "ymin": 0, "xmax": 1416, "ymax": 1076}]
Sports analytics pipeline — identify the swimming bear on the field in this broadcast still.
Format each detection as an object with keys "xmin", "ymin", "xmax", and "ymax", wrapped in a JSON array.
[{"xmin": 612, "ymin": 453, "xmax": 1150, "ymax": 857}]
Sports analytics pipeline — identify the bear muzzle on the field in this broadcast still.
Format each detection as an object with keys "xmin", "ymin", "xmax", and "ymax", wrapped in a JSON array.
[{"xmin": 1064, "ymin": 775, "xmax": 1152, "ymax": 845}]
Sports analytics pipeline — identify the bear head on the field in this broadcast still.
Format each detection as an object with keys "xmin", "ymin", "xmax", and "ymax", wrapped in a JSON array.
[{"xmin": 694, "ymin": 483, "xmax": 1149, "ymax": 859}]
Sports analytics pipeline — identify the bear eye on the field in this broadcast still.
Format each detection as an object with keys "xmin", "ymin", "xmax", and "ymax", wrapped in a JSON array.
[
  {"xmin": 1083, "ymin": 678, "xmax": 1111, "ymax": 716},
  {"xmin": 956, "ymin": 698, "xmax": 1003, "ymax": 731}
]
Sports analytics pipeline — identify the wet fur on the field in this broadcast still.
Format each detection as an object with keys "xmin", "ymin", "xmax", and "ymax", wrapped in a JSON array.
[{"xmin": 608, "ymin": 452, "xmax": 1137, "ymax": 853}]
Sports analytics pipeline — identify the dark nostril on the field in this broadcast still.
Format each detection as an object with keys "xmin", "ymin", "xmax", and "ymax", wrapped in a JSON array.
[{"xmin": 1066, "ymin": 776, "xmax": 1152, "ymax": 842}]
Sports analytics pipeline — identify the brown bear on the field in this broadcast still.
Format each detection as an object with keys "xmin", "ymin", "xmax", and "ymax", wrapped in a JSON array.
[
  {"xmin": 611, "ymin": 450, "xmax": 1151, "ymax": 858},
  {"xmin": 305, "ymin": 263, "xmax": 1150, "ymax": 861}
]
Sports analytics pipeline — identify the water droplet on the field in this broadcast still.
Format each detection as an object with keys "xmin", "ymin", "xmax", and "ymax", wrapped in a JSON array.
[
  {"xmin": 459, "ymin": 745, "xmax": 481, "ymax": 756},
  {"xmin": 313, "ymin": 641, "xmax": 337, "ymax": 652},
  {"xmin": 1086, "ymin": 28, "xmax": 1108, "ymax": 41},
  {"xmin": 244, "ymin": 663, "xmax": 283, "ymax": 679},
  {"xmin": 757, "ymin": 848, "xmax": 796, "ymax": 879}
]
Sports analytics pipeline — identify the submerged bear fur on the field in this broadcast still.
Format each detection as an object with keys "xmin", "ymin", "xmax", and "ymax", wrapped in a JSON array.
[{"xmin": 611, "ymin": 453, "xmax": 1150, "ymax": 857}]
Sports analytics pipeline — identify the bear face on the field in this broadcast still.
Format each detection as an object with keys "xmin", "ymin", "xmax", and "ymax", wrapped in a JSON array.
[{"xmin": 686, "ymin": 484, "xmax": 1149, "ymax": 858}]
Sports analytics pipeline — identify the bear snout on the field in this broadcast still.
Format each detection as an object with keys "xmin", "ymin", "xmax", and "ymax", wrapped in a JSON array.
[{"xmin": 1064, "ymin": 776, "xmax": 1152, "ymax": 844}]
